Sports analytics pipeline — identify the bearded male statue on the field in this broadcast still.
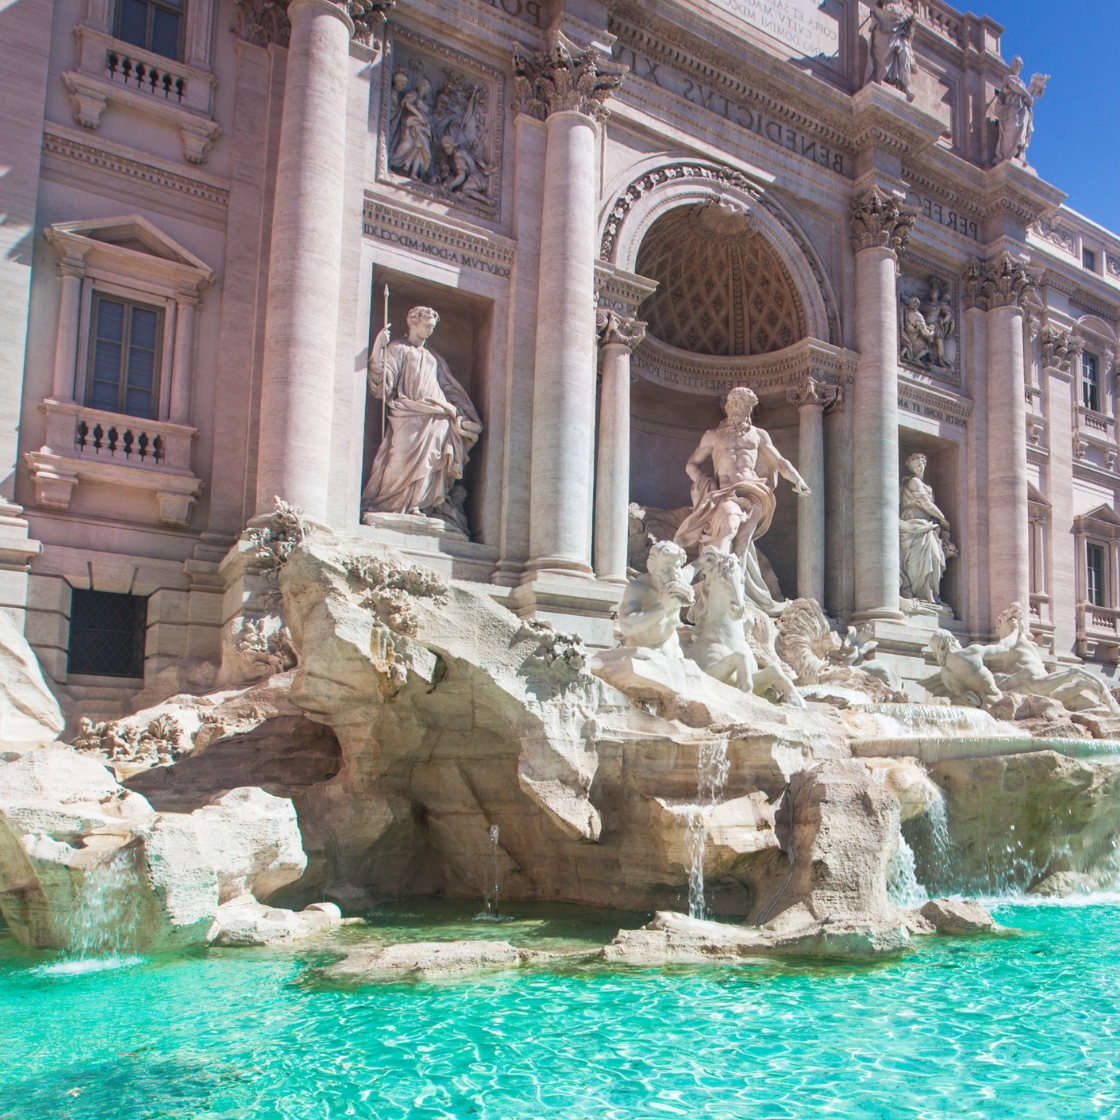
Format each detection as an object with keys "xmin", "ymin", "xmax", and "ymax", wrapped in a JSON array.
[
  {"xmin": 674, "ymin": 386, "xmax": 810, "ymax": 612},
  {"xmin": 617, "ymin": 540, "xmax": 696, "ymax": 658},
  {"xmin": 363, "ymin": 305, "xmax": 482, "ymax": 534}
]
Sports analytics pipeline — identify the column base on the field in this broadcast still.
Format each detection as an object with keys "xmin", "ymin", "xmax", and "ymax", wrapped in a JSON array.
[
  {"xmin": 511, "ymin": 569, "xmax": 622, "ymax": 648},
  {"xmin": 522, "ymin": 555, "xmax": 595, "ymax": 576},
  {"xmin": 850, "ymin": 608, "xmax": 905, "ymax": 623}
]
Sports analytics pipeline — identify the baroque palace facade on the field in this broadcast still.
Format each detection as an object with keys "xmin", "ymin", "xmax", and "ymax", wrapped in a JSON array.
[{"xmin": 3, "ymin": 0, "xmax": 1120, "ymax": 713}]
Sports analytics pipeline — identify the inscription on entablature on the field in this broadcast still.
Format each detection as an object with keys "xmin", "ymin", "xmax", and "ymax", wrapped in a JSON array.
[
  {"xmin": 611, "ymin": 40, "xmax": 849, "ymax": 178},
  {"xmin": 704, "ymin": 0, "xmax": 842, "ymax": 64},
  {"xmin": 377, "ymin": 29, "xmax": 504, "ymax": 220},
  {"xmin": 474, "ymin": 0, "xmax": 543, "ymax": 26},
  {"xmin": 903, "ymin": 189, "xmax": 980, "ymax": 242}
]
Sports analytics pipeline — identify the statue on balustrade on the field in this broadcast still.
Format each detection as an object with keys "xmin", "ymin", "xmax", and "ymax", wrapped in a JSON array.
[
  {"xmin": 673, "ymin": 386, "xmax": 810, "ymax": 614},
  {"xmin": 363, "ymin": 305, "xmax": 482, "ymax": 535},
  {"xmin": 899, "ymin": 453, "xmax": 958, "ymax": 609},
  {"xmin": 988, "ymin": 56, "xmax": 1049, "ymax": 165},
  {"xmin": 864, "ymin": 0, "xmax": 916, "ymax": 101}
]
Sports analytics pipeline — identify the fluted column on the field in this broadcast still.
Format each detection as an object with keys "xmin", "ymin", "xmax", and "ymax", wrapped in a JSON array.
[
  {"xmin": 51, "ymin": 256, "xmax": 84, "ymax": 400},
  {"xmin": 968, "ymin": 252, "xmax": 1036, "ymax": 631},
  {"xmin": 849, "ymin": 188, "xmax": 916, "ymax": 620},
  {"xmin": 169, "ymin": 292, "xmax": 198, "ymax": 423},
  {"xmin": 514, "ymin": 35, "xmax": 626, "ymax": 575},
  {"xmin": 594, "ymin": 311, "xmax": 645, "ymax": 583},
  {"xmin": 255, "ymin": 0, "xmax": 355, "ymax": 521},
  {"xmin": 787, "ymin": 377, "xmax": 840, "ymax": 604}
]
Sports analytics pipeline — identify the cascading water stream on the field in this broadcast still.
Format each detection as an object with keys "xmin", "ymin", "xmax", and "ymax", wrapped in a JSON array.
[
  {"xmin": 686, "ymin": 738, "xmax": 730, "ymax": 920},
  {"xmin": 478, "ymin": 824, "xmax": 502, "ymax": 920},
  {"xmin": 43, "ymin": 845, "xmax": 144, "ymax": 975}
]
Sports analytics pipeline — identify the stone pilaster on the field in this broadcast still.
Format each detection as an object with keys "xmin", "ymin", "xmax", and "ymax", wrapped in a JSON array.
[
  {"xmin": 51, "ymin": 254, "xmax": 84, "ymax": 401},
  {"xmin": 255, "ymin": 0, "xmax": 359, "ymax": 522},
  {"xmin": 594, "ymin": 311, "xmax": 645, "ymax": 584},
  {"xmin": 1039, "ymin": 322, "xmax": 1080, "ymax": 655},
  {"xmin": 169, "ymin": 291, "xmax": 199, "ymax": 423},
  {"xmin": 787, "ymin": 377, "xmax": 840, "ymax": 605},
  {"xmin": 516, "ymin": 34, "xmax": 627, "ymax": 576},
  {"xmin": 849, "ymin": 187, "xmax": 916, "ymax": 620},
  {"xmin": 966, "ymin": 251, "xmax": 1037, "ymax": 631}
]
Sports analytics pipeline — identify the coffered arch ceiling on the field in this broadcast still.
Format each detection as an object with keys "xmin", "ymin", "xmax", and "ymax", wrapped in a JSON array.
[{"xmin": 635, "ymin": 201, "xmax": 806, "ymax": 357}]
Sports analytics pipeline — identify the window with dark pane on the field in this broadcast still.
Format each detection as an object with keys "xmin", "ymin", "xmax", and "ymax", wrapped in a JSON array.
[
  {"xmin": 115, "ymin": 0, "xmax": 183, "ymax": 60},
  {"xmin": 1087, "ymin": 544, "xmax": 1106, "ymax": 608},
  {"xmin": 88, "ymin": 295, "xmax": 162, "ymax": 419},
  {"xmin": 1083, "ymin": 351, "xmax": 1100, "ymax": 412},
  {"xmin": 67, "ymin": 590, "xmax": 148, "ymax": 678}
]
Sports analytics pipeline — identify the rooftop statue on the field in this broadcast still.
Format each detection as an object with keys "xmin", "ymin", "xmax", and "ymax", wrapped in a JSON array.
[
  {"xmin": 674, "ymin": 387, "xmax": 810, "ymax": 613},
  {"xmin": 864, "ymin": 0, "xmax": 916, "ymax": 101},
  {"xmin": 988, "ymin": 56, "xmax": 1049, "ymax": 164},
  {"xmin": 899, "ymin": 452, "xmax": 958, "ymax": 609},
  {"xmin": 363, "ymin": 305, "xmax": 482, "ymax": 535},
  {"xmin": 617, "ymin": 540, "xmax": 696, "ymax": 657}
]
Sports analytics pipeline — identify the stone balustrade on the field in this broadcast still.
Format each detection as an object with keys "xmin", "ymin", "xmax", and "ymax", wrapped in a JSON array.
[{"xmin": 24, "ymin": 399, "xmax": 202, "ymax": 528}]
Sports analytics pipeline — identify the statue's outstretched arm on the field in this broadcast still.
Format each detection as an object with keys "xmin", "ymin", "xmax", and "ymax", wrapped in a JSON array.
[
  {"xmin": 978, "ymin": 623, "xmax": 1020, "ymax": 661},
  {"xmin": 759, "ymin": 429, "xmax": 810, "ymax": 496}
]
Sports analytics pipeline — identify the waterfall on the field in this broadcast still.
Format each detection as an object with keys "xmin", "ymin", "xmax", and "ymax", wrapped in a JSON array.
[
  {"xmin": 887, "ymin": 834, "xmax": 928, "ymax": 908},
  {"xmin": 686, "ymin": 738, "xmax": 730, "ymax": 920},
  {"xmin": 478, "ymin": 824, "xmax": 502, "ymax": 920},
  {"xmin": 38, "ymin": 845, "xmax": 145, "ymax": 975}
]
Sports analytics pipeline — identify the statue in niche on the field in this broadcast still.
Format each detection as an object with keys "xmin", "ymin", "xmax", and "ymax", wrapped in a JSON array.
[
  {"xmin": 363, "ymin": 305, "xmax": 482, "ymax": 535},
  {"xmin": 617, "ymin": 540, "xmax": 696, "ymax": 657},
  {"xmin": 898, "ymin": 453, "xmax": 958, "ymax": 608},
  {"xmin": 864, "ymin": 0, "xmax": 916, "ymax": 101},
  {"xmin": 899, "ymin": 276, "xmax": 956, "ymax": 373},
  {"xmin": 673, "ymin": 387, "xmax": 810, "ymax": 614},
  {"xmin": 988, "ymin": 57, "xmax": 1049, "ymax": 165},
  {"xmin": 387, "ymin": 57, "xmax": 496, "ymax": 210}
]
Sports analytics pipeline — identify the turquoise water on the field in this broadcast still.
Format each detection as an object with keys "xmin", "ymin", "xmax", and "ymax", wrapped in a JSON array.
[{"xmin": 2, "ymin": 900, "xmax": 1120, "ymax": 1119}]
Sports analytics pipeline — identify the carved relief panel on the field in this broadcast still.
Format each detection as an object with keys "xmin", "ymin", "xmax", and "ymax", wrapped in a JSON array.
[
  {"xmin": 898, "ymin": 257, "xmax": 959, "ymax": 386},
  {"xmin": 377, "ymin": 28, "xmax": 504, "ymax": 220}
]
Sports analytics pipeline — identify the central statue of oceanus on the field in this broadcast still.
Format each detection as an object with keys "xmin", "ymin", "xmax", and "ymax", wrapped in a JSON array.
[
  {"xmin": 363, "ymin": 305, "xmax": 482, "ymax": 535},
  {"xmin": 674, "ymin": 386, "xmax": 810, "ymax": 613}
]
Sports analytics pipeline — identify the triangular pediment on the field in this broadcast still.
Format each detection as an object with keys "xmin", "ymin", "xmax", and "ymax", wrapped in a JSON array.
[
  {"xmin": 46, "ymin": 215, "xmax": 211, "ymax": 274},
  {"xmin": 1082, "ymin": 503, "xmax": 1120, "ymax": 527},
  {"xmin": 1027, "ymin": 482, "xmax": 1051, "ymax": 508}
]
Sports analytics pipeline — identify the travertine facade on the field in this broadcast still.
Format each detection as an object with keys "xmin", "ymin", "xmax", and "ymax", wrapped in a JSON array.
[{"xmin": 3, "ymin": 0, "xmax": 1120, "ymax": 710}]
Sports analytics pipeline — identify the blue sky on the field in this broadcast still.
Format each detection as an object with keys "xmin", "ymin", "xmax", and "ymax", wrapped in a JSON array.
[{"xmin": 976, "ymin": 0, "xmax": 1120, "ymax": 231}]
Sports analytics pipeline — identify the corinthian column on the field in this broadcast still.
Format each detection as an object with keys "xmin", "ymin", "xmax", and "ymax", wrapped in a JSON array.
[
  {"xmin": 255, "ymin": 0, "xmax": 392, "ymax": 522},
  {"xmin": 849, "ymin": 187, "xmax": 916, "ymax": 619},
  {"xmin": 514, "ymin": 35, "xmax": 626, "ymax": 575},
  {"xmin": 787, "ymin": 377, "xmax": 840, "ymax": 604},
  {"xmin": 594, "ymin": 311, "xmax": 645, "ymax": 583},
  {"xmin": 968, "ymin": 252, "xmax": 1036, "ymax": 631}
]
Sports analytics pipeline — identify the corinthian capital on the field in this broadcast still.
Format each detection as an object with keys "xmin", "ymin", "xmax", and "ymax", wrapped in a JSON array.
[
  {"xmin": 596, "ymin": 310, "xmax": 646, "ymax": 349},
  {"xmin": 786, "ymin": 377, "xmax": 841, "ymax": 410},
  {"xmin": 849, "ymin": 187, "xmax": 916, "ymax": 256},
  {"xmin": 1039, "ymin": 324, "xmax": 1082, "ymax": 373},
  {"xmin": 233, "ymin": 0, "xmax": 393, "ymax": 48},
  {"xmin": 513, "ymin": 32, "xmax": 627, "ymax": 123},
  {"xmin": 963, "ymin": 252, "xmax": 1036, "ymax": 311}
]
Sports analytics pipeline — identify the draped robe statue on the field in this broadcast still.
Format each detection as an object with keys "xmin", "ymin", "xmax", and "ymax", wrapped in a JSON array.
[
  {"xmin": 898, "ymin": 453, "xmax": 956, "ymax": 605},
  {"xmin": 989, "ymin": 57, "xmax": 1049, "ymax": 164},
  {"xmin": 363, "ymin": 306, "xmax": 482, "ymax": 533}
]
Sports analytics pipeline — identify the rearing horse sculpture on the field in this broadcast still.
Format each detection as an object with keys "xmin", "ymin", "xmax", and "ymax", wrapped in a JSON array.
[{"xmin": 683, "ymin": 547, "xmax": 805, "ymax": 707}]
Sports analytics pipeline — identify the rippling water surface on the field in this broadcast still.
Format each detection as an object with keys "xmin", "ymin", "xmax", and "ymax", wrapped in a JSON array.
[{"xmin": 2, "ymin": 899, "xmax": 1119, "ymax": 1119}]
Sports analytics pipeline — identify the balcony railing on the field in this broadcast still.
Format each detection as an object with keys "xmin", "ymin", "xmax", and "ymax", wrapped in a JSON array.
[{"xmin": 105, "ymin": 50, "xmax": 186, "ymax": 102}]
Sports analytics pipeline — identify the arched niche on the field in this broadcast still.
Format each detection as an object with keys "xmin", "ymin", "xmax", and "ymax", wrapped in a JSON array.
[{"xmin": 599, "ymin": 157, "xmax": 839, "ymax": 347}]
